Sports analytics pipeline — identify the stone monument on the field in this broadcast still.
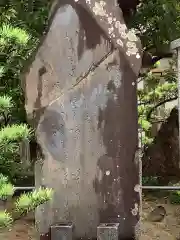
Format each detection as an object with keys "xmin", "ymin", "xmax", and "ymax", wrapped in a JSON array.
[{"xmin": 23, "ymin": 0, "xmax": 142, "ymax": 239}]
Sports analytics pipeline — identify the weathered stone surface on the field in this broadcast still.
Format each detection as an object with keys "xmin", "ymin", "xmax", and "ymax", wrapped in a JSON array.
[
  {"xmin": 97, "ymin": 223, "xmax": 119, "ymax": 240},
  {"xmin": 23, "ymin": 0, "xmax": 142, "ymax": 239},
  {"xmin": 51, "ymin": 223, "xmax": 73, "ymax": 240}
]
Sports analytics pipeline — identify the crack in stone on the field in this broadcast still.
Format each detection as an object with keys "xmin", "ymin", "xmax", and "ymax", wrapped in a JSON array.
[{"xmin": 71, "ymin": 49, "xmax": 114, "ymax": 89}]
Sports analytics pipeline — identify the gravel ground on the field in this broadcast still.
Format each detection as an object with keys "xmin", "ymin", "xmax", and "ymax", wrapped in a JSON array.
[
  {"xmin": 1, "ymin": 196, "xmax": 180, "ymax": 240},
  {"xmin": 141, "ymin": 195, "xmax": 180, "ymax": 239},
  {"xmin": 0, "ymin": 218, "xmax": 36, "ymax": 240}
]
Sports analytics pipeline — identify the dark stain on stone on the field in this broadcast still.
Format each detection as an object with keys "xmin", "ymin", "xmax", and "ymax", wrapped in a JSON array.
[
  {"xmin": 94, "ymin": 50, "xmax": 140, "ymax": 239},
  {"xmin": 98, "ymin": 108, "xmax": 104, "ymax": 130},
  {"xmin": 107, "ymin": 80, "xmax": 116, "ymax": 93},
  {"xmin": 77, "ymin": 25, "xmax": 85, "ymax": 61},
  {"xmin": 32, "ymin": 66, "xmax": 47, "ymax": 127},
  {"xmin": 38, "ymin": 108, "xmax": 67, "ymax": 162},
  {"xmin": 30, "ymin": 138, "xmax": 44, "ymax": 164},
  {"xmin": 75, "ymin": 3, "xmax": 110, "ymax": 60},
  {"xmin": 39, "ymin": 66, "xmax": 47, "ymax": 76},
  {"xmin": 40, "ymin": 230, "xmax": 51, "ymax": 240}
]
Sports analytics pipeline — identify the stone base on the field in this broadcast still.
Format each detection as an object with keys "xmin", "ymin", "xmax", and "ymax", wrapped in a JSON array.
[
  {"xmin": 97, "ymin": 223, "xmax": 119, "ymax": 240},
  {"xmin": 50, "ymin": 223, "xmax": 74, "ymax": 240}
]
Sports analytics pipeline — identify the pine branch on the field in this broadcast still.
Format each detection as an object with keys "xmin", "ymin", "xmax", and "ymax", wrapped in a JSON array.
[
  {"xmin": 0, "ymin": 176, "xmax": 53, "ymax": 229},
  {"xmin": 147, "ymin": 96, "xmax": 178, "ymax": 120}
]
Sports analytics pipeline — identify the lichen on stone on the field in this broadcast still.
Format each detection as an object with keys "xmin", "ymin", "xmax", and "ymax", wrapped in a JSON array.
[
  {"xmin": 131, "ymin": 203, "xmax": 139, "ymax": 216},
  {"xmin": 92, "ymin": 1, "xmax": 107, "ymax": 17}
]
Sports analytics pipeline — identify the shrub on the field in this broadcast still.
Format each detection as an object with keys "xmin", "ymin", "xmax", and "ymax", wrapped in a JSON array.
[{"xmin": 0, "ymin": 173, "xmax": 53, "ymax": 228}]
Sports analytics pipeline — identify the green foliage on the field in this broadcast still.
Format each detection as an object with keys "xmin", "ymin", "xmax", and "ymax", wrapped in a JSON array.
[
  {"xmin": 165, "ymin": 182, "xmax": 180, "ymax": 204},
  {"xmin": 0, "ymin": 1, "xmax": 54, "ymax": 229},
  {"xmin": 130, "ymin": 0, "xmax": 180, "ymax": 53},
  {"xmin": 0, "ymin": 24, "xmax": 30, "ymax": 45},
  {"xmin": 131, "ymin": 1, "xmax": 180, "ymax": 148},
  {"xmin": 0, "ymin": 124, "xmax": 30, "ymax": 143},
  {"xmin": 169, "ymin": 191, "xmax": 180, "ymax": 204},
  {"xmin": 0, "ymin": 174, "xmax": 53, "ymax": 229},
  {"xmin": 0, "ymin": 1, "xmax": 51, "ymax": 182},
  {"xmin": 0, "ymin": 174, "xmax": 14, "ymax": 200},
  {"xmin": 0, "ymin": 1, "xmax": 51, "ymax": 123},
  {"xmin": 15, "ymin": 187, "xmax": 53, "ymax": 215},
  {"xmin": 138, "ymin": 59, "xmax": 177, "ymax": 147},
  {"xmin": 0, "ymin": 184, "xmax": 14, "ymax": 201},
  {"xmin": 142, "ymin": 176, "xmax": 159, "ymax": 186},
  {"xmin": 0, "ymin": 119, "xmax": 32, "ymax": 180},
  {"xmin": 0, "ymin": 95, "xmax": 32, "ymax": 180},
  {"xmin": 0, "ymin": 96, "xmax": 13, "ymax": 113},
  {"xmin": 0, "ymin": 211, "xmax": 13, "ymax": 229}
]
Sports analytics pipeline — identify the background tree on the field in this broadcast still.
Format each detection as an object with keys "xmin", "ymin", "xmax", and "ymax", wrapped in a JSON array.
[
  {"xmin": 129, "ymin": 0, "xmax": 180, "ymax": 146},
  {"xmin": 0, "ymin": 2, "xmax": 54, "ymax": 228},
  {"xmin": 0, "ymin": 0, "xmax": 51, "ymax": 123},
  {"xmin": 130, "ymin": 0, "xmax": 180, "ymax": 59},
  {"xmin": 130, "ymin": 0, "xmax": 180, "ymax": 185},
  {"xmin": 0, "ymin": 1, "xmax": 51, "ymax": 184}
]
